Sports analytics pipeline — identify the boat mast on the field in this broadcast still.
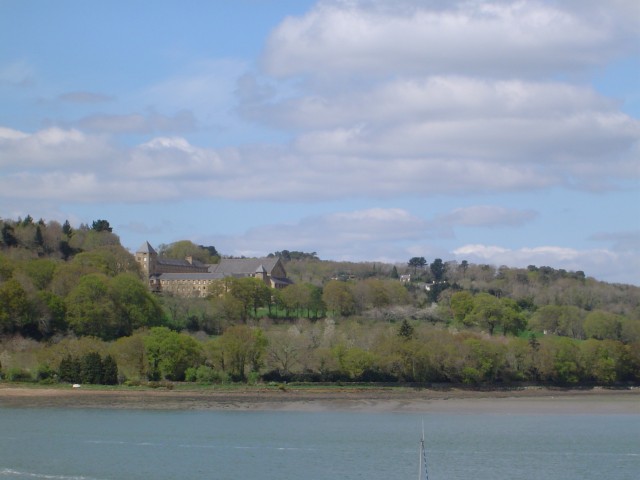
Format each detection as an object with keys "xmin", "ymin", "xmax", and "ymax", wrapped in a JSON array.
[{"xmin": 419, "ymin": 421, "xmax": 429, "ymax": 480}]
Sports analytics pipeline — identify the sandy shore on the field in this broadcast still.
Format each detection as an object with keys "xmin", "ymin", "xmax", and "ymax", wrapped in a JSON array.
[{"xmin": 1, "ymin": 385, "xmax": 638, "ymax": 414}]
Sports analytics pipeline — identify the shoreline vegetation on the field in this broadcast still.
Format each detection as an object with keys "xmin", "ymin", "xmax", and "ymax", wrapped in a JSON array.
[
  {"xmin": 1, "ymin": 217, "xmax": 639, "ymax": 392},
  {"xmin": 1, "ymin": 383, "xmax": 638, "ymax": 414}
]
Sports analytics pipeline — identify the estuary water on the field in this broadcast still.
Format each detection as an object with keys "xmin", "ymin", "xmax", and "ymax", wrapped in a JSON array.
[{"xmin": 0, "ymin": 408, "xmax": 638, "ymax": 480}]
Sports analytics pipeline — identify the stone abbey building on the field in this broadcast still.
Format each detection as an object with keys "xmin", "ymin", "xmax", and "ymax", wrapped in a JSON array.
[{"xmin": 135, "ymin": 241, "xmax": 292, "ymax": 297}]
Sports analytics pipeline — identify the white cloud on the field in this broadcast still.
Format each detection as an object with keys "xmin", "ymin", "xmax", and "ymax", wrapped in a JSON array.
[
  {"xmin": 143, "ymin": 59, "xmax": 247, "ymax": 116},
  {"xmin": 589, "ymin": 230, "xmax": 640, "ymax": 257},
  {"xmin": 436, "ymin": 206, "xmax": 538, "ymax": 228},
  {"xmin": 264, "ymin": 0, "xmax": 637, "ymax": 79},
  {"xmin": 1, "ymin": 106, "xmax": 636, "ymax": 204},
  {"xmin": 201, "ymin": 208, "xmax": 639, "ymax": 284},
  {"xmin": 452, "ymin": 243, "xmax": 639, "ymax": 284},
  {"xmin": 127, "ymin": 136, "xmax": 225, "ymax": 180},
  {"xmin": 0, "ymin": 127, "xmax": 114, "ymax": 170},
  {"xmin": 250, "ymin": 77, "xmax": 617, "ymax": 130},
  {"xmin": 249, "ymin": 77, "xmax": 640, "ymax": 190},
  {"xmin": 206, "ymin": 207, "xmax": 428, "ymax": 259}
]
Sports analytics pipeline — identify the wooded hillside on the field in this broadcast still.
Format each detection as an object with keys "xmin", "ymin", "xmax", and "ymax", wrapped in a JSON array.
[{"xmin": 1, "ymin": 216, "xmax": 638, "ymax": 386}]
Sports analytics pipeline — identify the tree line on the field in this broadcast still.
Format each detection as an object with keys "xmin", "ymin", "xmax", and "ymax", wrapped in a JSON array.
[
  {"xmin": 2, "ymin": 322, "xmax": 638, "ymax": 386},
  {"xmin": 0, "ymin": 216, "xmax": 638, "ymax": 387}
]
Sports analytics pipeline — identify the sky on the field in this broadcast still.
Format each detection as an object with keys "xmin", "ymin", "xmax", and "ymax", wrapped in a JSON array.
[{"xmin": 0, "ymin": 0, "xmax": 639, "ymax": 285}]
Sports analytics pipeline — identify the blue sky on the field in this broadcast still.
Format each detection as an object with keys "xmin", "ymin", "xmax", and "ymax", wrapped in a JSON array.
[{"xmin": 1, "ymin": 0, "xmax": 638, "ymax": 285}]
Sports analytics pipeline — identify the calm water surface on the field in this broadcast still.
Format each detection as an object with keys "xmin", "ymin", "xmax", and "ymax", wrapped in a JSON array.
[{"xmin": 0, "ymin": 408, "xmax": 637, "ymax": 480}]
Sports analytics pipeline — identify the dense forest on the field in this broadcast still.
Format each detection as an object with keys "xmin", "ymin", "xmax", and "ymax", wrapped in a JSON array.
[{"xmin": 0, "ymin": 216, "xmax": 639, "ymax": 387}]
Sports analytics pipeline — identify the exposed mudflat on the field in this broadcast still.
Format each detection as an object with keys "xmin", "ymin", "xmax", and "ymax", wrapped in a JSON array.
[{"xmin": 1, "ymin": 385, "xmax": 638, "ymax": 414}]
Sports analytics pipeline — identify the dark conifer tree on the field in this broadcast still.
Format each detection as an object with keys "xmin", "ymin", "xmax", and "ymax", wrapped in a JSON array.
[
  {"xmin": 102, "ymin": 354, "xmax": 119, "ymax": 385},
  {"xmin": 59, "ymin": 354, "xmax": 81, "ymax": 383},
  {"xmin": 35, "ymin": 225, "xmax": 44, "ymax": 248},
  {"xmin": 1, "ymin": 224, "xmax": 18, "ymax": 247},
  {"xmin": 81, "ymin": 352, "xmax": 103, "ymax": 384},
  {"xmin": 398, "ymin": 319, "xmax": 414, "ymax": 340}
]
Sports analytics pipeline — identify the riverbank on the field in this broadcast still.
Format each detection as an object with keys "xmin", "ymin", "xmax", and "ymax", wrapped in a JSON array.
[{"xmin": 1, "ymin": 384, "xmax": 638, "ymax": 413}]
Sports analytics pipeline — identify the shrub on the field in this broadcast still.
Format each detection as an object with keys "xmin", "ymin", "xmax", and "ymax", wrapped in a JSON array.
[
  {"xmin": 184, "ymin": 367, "xmax": 197, "ymax": 382},
  {"xmin": 186, "ymin": 365, "xmax": 228, "ymax": 384},
  {"xmin": 39, "ymin": 376, "xmax": 59, "ymax": 385},
  {"xmin": 34, "ymin": 364, "xmax": 56, "ymax": 382},
  {"xmin": 461, "ymin": 367, "xmax": 482, "ymax": 384},
  {"xmin": 147, "ymin": 381, "xmax": 174, "ymax": 390},
  {"xmin": 6, "ymin": 367, "xmax": 32, "ymax": 382},
  {"xmin": 247, "ymin": 371, "xmax": 260, "ymax": 385},
  {"xmin": 195, "ymin": 365, "xmax": 215, "ymax": 384}
]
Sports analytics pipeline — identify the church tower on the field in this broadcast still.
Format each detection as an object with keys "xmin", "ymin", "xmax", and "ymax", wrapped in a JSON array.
[{"xmin": 135, "ymin": 241, "xmax": 158, "ymax": 277}]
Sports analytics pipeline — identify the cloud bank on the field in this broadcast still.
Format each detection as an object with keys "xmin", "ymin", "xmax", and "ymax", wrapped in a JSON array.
[{"xmin": 1, "ymin": 0, "xmax": 638, "ymax": 284}]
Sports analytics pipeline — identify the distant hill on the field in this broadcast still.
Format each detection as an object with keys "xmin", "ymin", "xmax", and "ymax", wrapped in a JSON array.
[{"xmin": 1, "ymin": 216, "xmax": 638, "ymax": 387}]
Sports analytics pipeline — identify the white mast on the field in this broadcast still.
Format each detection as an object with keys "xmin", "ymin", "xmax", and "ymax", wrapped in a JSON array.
[{"xmin": 419, "ymin": 420, "xmax": 429, "ymax": 480}]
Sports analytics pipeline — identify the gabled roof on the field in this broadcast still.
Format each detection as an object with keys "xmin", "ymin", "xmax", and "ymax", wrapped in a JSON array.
[
  {"xmin": 156, "ymin": 272, "xmax": 225, "ymax": 280},
  {"xmin": 137, "ymin": 241, "xmax": 157, "ymax": 255},
  {"xmin": 157, "ymin": 257, "xmax": 206, "ymax": 268},
  {"xmin": 271, "ymin": 277, "xmax": 294, "ymax": 287},
  {"xmin": 209, "ymin": 257, "xmax": 281, "ymax": 275}
]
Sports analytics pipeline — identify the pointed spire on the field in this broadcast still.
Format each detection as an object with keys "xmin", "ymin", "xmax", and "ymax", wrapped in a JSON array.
[{"xmin": 137, "ymin": 241, "xmax": 157, "ymax": 255}]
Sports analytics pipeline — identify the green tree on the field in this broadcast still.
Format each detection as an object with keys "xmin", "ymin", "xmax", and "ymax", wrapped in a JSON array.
[
  {"xmin": 430, "ymin": 258, "xmax": 445, "ymax": 282},
  {"xmin": 102, "ymin": 354, "xmax": 119, "ymax": 385},
  {"xmin": 210, "ymin": 294, "xmax": 245, "ymax": 324},
  {"xmin": 228, "ymin": 277, "xmax": 271, "ymax": 319},
  {"xmin": 91, "ymin": 219, "xmax": 112, "ymax": 232},
  {"xmin": 62, "ymin": 220, "xmax": 73, "ymax": 237},
  {"xmin": 34, "ymin": 225, "xmax": 44, "ymax": 250},
  {"xmin": 35, "ymin": 291, "xmax": 67, "ymax": 336},
  {"xmin": 461, "ymin": 338, "xmax": 506, "ymax": 383},
  {"xmin": 450, "ymin": 291, "xmax": 474, "ymax": 324},
  {"xmin": 80, "ymin": 352, "xmax": 103, "ymax": 384},
  {"xmin": 66, "ymin": 273, "xmax": 119, "ymax": 340},
  {"xmin": 0, "ymin": 254, "xmax": 15, "ymax": 281},
  {"xmin": 398, "ymin": 319, "xmax": 414, "ymax": 340},
  {"xmin": 58, "ymin": 354, "xmax": 81, "ymax": 383},
  {"xmin": 110, "ymin": 273, "xmax": 164, "ymax": 335},
  {"xmin": 550, "ymin": 337, "xmax": 582, "ymax": 384},
  {"xmin": 218, "ymin": 325, "xmax": 267, "ymax": 381},
  {"xmin": 49, "ymin": 263, "xmax": 93, "ymax": 297},
  {"xmin": 159, "ymin": 240, "xmax": 218, "ymax": 264},
  {"xmin": 459, "ymin": 260, "xmax": 469, "ymax": 277},
  {"xmin": 408, "ymin": 257, "xmax": 427, "ymax": 274},
  {"xmin": 365, "ymin": 278, "xmax": 391, "ymax": 308},
  {"xmin": 468, "ymin": 293, "xmax": 504, "ymax": 335},
  {"xmin": 322, "ymin": 280, "xmax": 355, "ymax": 316},
  {"xmin": 23, "ymin": 258, "xmax": 58, "ymax": 290},
  {"xmin": 337, "ymin": 346, "xmax": 375, "ymax": 379},
  {"xmin": 0, "ymin": 279, "xmax": 31, "ymax": 334},
  {"xmin": 144, "ymin": 327, "xmax": 203, "ymax": 381},
  {"xmin": 390, "ymin": 265, "xmax": 399, "ymax": 279},
  {"xmin": 307, "ymin": 284, "xmax": 325, "ymax": 319},
  {"xmin": 500, "ymin": 298, "xmax": 528, "ymax": 336},
  {"xmin": 530, "ymin": 305, "xmax": 586, "ymax": 339},
  {"xmin": 111, "ymin": 332, "xmax": 148, "ymax": 381},
  {"xmin": 1, "ymin": 223, "xmax": 18, "ymax": 247},
  {"xmin": 583, "ymin": 310, "xmax": 623, "ymax": 341},
  {"xmin": 280, "ymin": 283, "xmax": 312, "ymax": 317}
]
